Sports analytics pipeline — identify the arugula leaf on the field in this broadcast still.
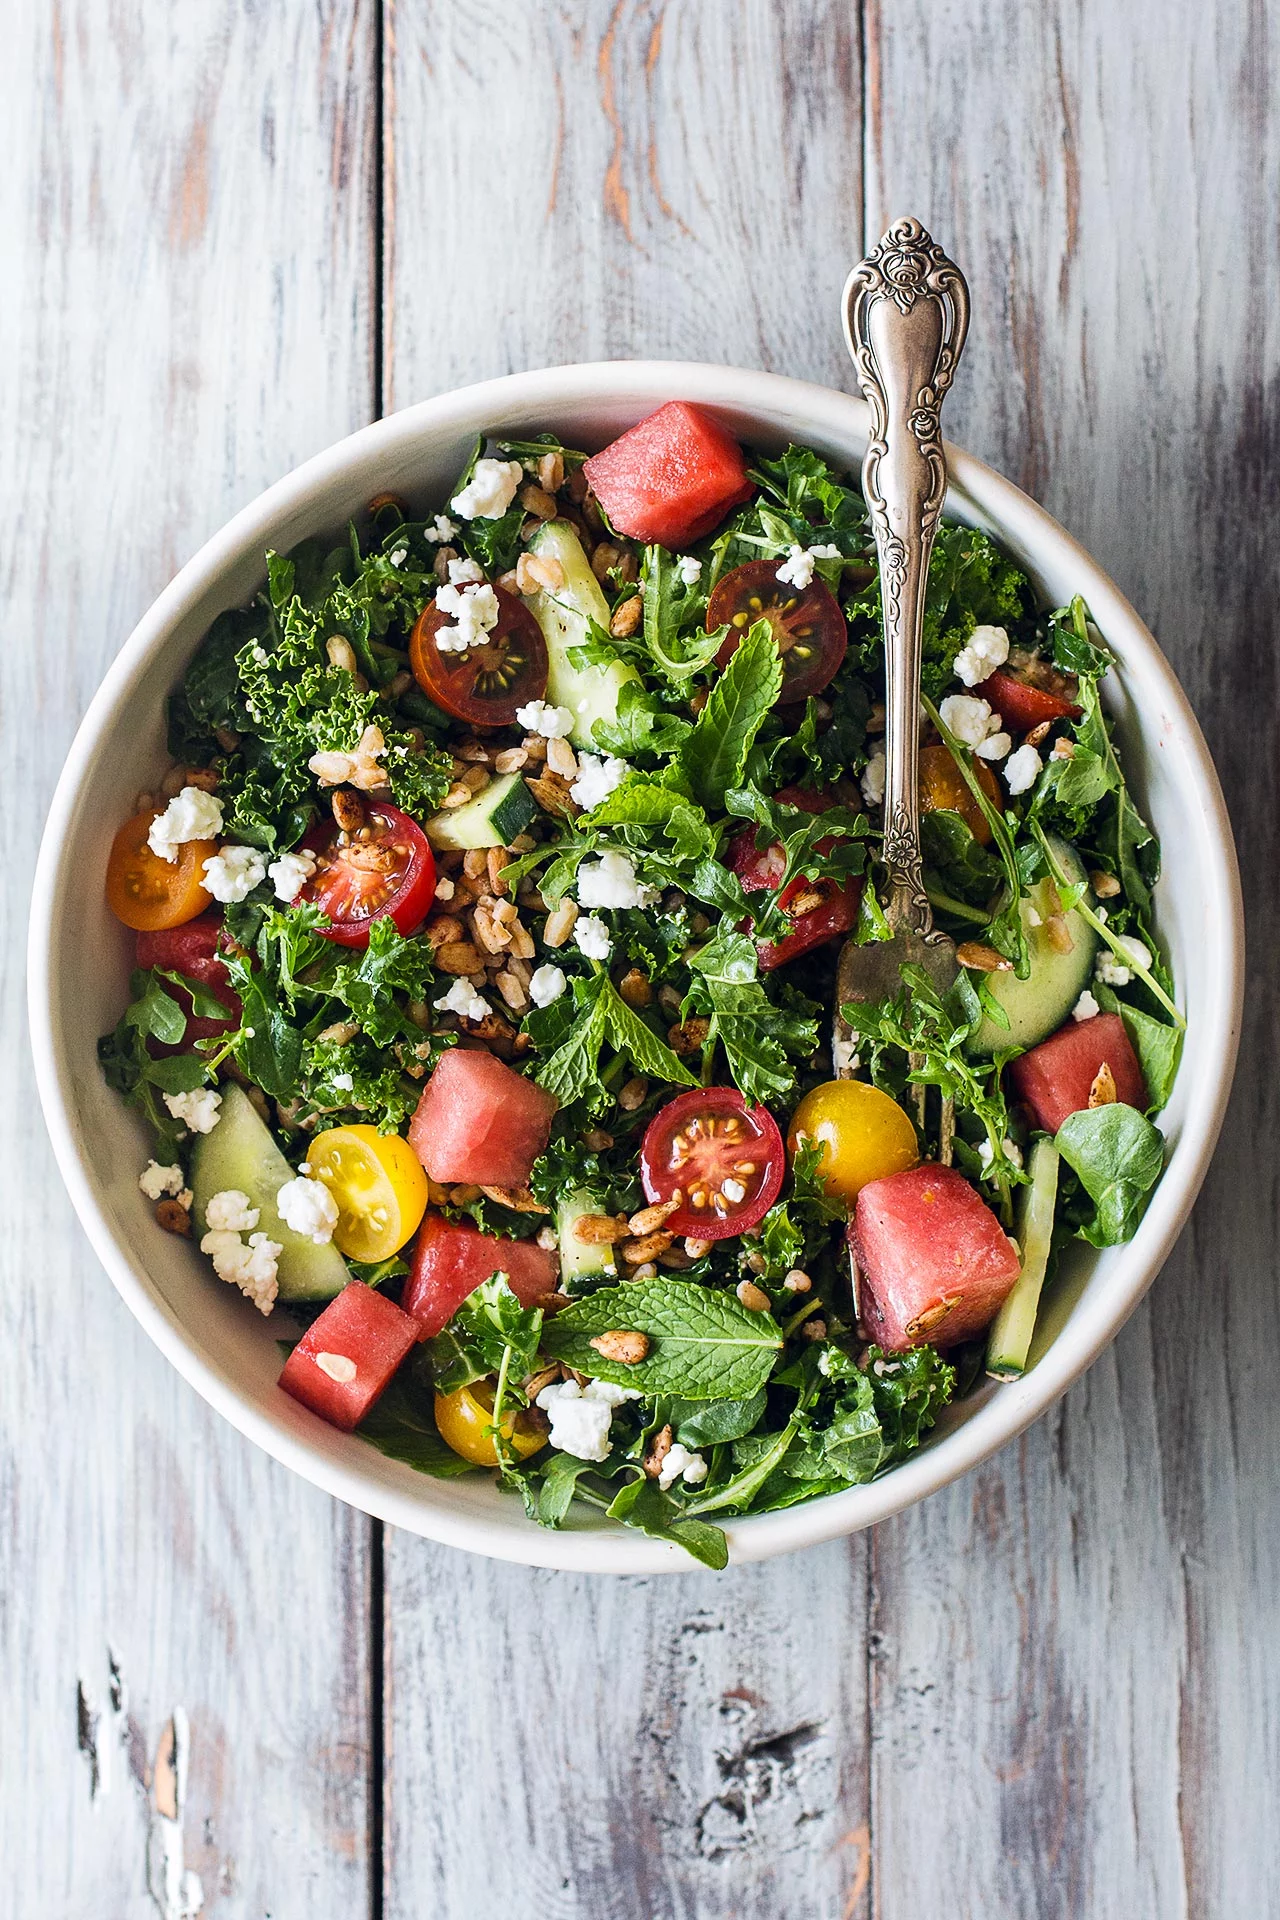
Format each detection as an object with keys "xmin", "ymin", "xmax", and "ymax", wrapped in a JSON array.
[
  {"xmin": 670, "ymin": 1389, "xmax": 768, "ymax": 1448},
  {"xmin": 605, "ymin": 1476, "xmax": 729, "ymax": 1569},
  {"xmin": 426, "ymin": 1274, "xmax": 544, "ymax": 1396},
  {"xmin": 541, "ymin": 1278, "xmax": 782, "ymax": 1400},
  {"xmin": 590, "ymin": 680, "xmax": 692, "ymax": 758},
  {"xmin": 1055, "ymin": 1102, "xmax": 1165, "ymax": 1245},
  {"xmin": 686, "ymin": 929, "xmax": 819, "ymax": 1105},
  {"xmin": 639, "ymin": 544, "xmax": 726, "ymax": 680},
  {"xmin": 677, "ymin": 622, "xmax": 782, "ymax": 811}
]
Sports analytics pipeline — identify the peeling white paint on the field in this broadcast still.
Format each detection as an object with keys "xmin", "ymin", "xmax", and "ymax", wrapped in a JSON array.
[{"xmin": 146, "ymin": 1708, "xmax": 204, "ymax": 1919}]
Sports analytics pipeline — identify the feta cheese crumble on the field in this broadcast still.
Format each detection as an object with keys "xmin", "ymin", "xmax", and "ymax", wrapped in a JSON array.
[
  {"xmin": 776, "ymin": 543, "xmax": 841, "ymax": 590},
  {"xmin": 1003, "ymin": 743, "xmax": 1043, "ymax": 795},
  {"xmin": 576, "ymin": 850, "xmax": 659, "ymax": 911},
  {"xmin": 434, "ymin": 580, "xmax": 500, "ymax": 654},
  {"xmin": 976, "ymin": 730, "xmax": 1013, "ymax": 762},
  {"xmin": 860, "ymin": 750, "xmax": 886, "ymax": 809},
  {"xmin": 434, "ymin": 976, "xmax": 491, "ymax": 1023},
  {"xmin": 275, "ymin": 1173, "xmax": 339, "ymax": 1245},
  {"xmin": 451, "ymin": 457, "xmax": 523, "ymax": 521},
  {"xmin": 569, "ymin": 752, "xmax": 630, "ymax": 811},
  {"xmin": 528, "ymin": 964, "xmax": 568, "ymax": 1008},
  {"xmin": 536, "ymin": 1377, "xmax": 641, "ymax": 1462},
  {"xmin": 952, "ymin": 623, "xmax": 1010, "ymax": 688},
  {"xmin": 515, "ymin": 698, "xmax": 575, "ymax": 738},
  {"xmin": 200, "ymin": 1228, "xmax": 282, "ymax": 1315},
  {"xmin": 831, "ymin": 1031, "xmax": 861, "ymax": 1077},
  {"xmin": 444, "ymin": 555, "xmax": 486, "ymax": 587},
  {"xmin": 426, "ymin": 513, "xmax": 460, "ymax": 544},
  {"xmin": 163, "ymin": 1087, "xmax": 222, "ymax": 1134},
  {"xmin": 331, "ymin": 1071, "xmax": 354, "ymax": 1091},
  {"xmin": 938, "ymin": 693, "xmax": 999, "ymax": 750},
  {"xmin": 267, "ymin": 846, "xmax": 318, "ymax": 903},
  {"xmin": 202, "ymin": 844, "xmax": 267, "ymax": 904},
  {"xmin": 139, "ymin": 1161, "xmax": 186, "ymax": 1202},
  {"xmin": 387, "ymin": 546, "xmax": 408, "ymax": 568},
  {"xmin": 1095, "ymin": 937, "xmax": 1152, "ymax": 988},
  {"xmin": 657, "ymin": 1441, "xmax": 709, "ymax": 1490},
  {"xmin": 204, "ymin": 1189, "xmax": 260, "ymax": 1233},
  {"xmin": 1072, "ymin": 989, "xmax": 1101, "ymax": 1021},
  {"xmin": 977, "ymin": 1137, "xmax": 1024, "ymax": 1176},
  {"xmin": 573, "ymin": 914, "xmax": 613, "ymax": 961},
  {"xmin": 676, "ymin": 554, "xmax": 703, "ymax": 587},
  {"xmin": 147, "ymin": 786, "xmax": 224, "ymax": 862}
]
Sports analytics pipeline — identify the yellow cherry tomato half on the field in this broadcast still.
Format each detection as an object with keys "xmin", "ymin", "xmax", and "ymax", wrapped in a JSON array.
[
  {"xmin": 434, "ymin": 1379, "xmax": 549, "ymax": 1467},
  {"xmin": 105, "ymin": 808, "xmax": 214, "ymax": 931},
  {"xmin": 304, "ymin": 1124, "xmax": 428, "ymax": 1262},
  {"xmin": 788, "ymin": 1079, "xmax": 919, "ymax": 1203}
]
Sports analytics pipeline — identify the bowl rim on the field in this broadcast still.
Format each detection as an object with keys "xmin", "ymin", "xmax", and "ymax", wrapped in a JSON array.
[{"xmin": 29, "ymin": 359, "xmax": 1245, "ymax": 1572}]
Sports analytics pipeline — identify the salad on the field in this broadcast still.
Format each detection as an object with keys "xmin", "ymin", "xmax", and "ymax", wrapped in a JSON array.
[{"xmin": 100, "ymin": 401, "xmax": 1182, "ymax": 1566}]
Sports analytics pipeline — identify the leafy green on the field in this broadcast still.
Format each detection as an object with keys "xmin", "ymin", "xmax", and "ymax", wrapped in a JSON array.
[
  {"xmin": 755, "ymin": 1138, "xmax": 847, "ymax": 1280},
  {"xmin": 685, "ymin": 925, "xmax": 819, "ymax": 1105},
  {"xmin": 605, "ymin": 1476, "xmax": 729, "ymax": 1569},
  {"xmin": 590, "ymin": 680, "xmax": 692, "ymax": 758},
  {"xmin": 1055, "ymin": 1102, "xmax": 1165, "ymax": 1245},
  {"xmin": 426, "ymin": 1274, "xmax": 544, "ymax": 1397},
  {"xmin": 532, "ymin": 974, "xmax": 696, "ymax": 1107},
  {"xmin": 541, "ymin": 1278, "xmax": 782, "ymax": 1400},
  {"xmin": 358, "ymin": 1353, "xmax": 481, "ymax": 1477},
  {"xmin": 669, "ymin": 1390, "xmax": 769, "ymax": 1448},
  {"xmin": 846, "ymin": 524, "xmax": 1029, "ymax": 698},
  {"xmin": 677, "ymin": 622, "xmax": 782, "ymax": 811},
  {"xmin": 638, "ymin": 544, "xmax": 726, "ymax": 679}
]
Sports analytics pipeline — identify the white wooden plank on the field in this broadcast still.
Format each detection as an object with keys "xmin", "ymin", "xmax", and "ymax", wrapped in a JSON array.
[
  {"xmin": 382, "ymin": 6, "xmax": 871, "ymax": 1915},
  {"xmin": 866, "ymin": 2, "xmax": 1280, "ymax": 1911},
  {"xmin": 2, "ymin": 3, "xmax": 379, "ymax": 1911}
]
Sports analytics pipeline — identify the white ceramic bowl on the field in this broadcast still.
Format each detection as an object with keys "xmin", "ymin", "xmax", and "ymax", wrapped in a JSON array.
[{"xmin": 30, "ymin": 362, "xmax": 1244, "ymax": 1572}]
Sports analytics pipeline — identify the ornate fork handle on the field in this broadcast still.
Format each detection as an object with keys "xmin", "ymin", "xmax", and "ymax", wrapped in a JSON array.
[{"xmin": 842, "ymin": 218, "xmax": 969, "ymax": 938}]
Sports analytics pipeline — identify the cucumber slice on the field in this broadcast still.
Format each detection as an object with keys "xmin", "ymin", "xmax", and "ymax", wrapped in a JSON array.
[
  {"xmin": 526, "ymin": 520, "xmax": 641, "ymax": 749},
  {"xmin": 190, "ymin": 1084, "xmax": 349, "ymax": 1302},
  {"xmin": 986, "ymin": 1139, "xmax": 1060, "ymax": 1379},
  {"xmin": 970, "ymin": 835, "xmax": 1097, "ymax": 1053},
  {"xmin": 556, "ymin": 1188, "xmax": 618, "ymax": 1293},
  {"xmin": 424, "ymin": 770, "xmax": 537, "ymax": 852}
]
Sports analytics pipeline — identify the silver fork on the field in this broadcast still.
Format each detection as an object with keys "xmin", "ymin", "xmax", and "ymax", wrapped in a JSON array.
[{"xmin": 832, "ymin": 216, "xmax": 970, "ymax": 1165}]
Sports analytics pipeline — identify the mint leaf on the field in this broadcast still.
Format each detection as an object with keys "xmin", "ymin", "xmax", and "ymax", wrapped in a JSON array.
[
  {"xmin": 541, "ymin": 1278, "xmax": 782, "ymax": 1400},
  {"xmin": 678, "ymin": 621, "xmax": 782, "ymax": 811},
  {"xmin": 590, "ymin": 680, "xmax": 692, "ymax": 758},
  {"xmin": 533, "ymin": 977, "xmax": 609, "ymax": 1105},
  {"xmin": 599, "ymin": 980, "xmax": 697, "ymax": 1088}
]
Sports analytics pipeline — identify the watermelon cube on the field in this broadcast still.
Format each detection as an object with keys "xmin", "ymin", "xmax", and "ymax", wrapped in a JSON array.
[
  {"xmin": 1007, "ymin": 1012, "xmax": 1148, "ymax": 1135},
  {"xmin": 279, "ymin": 1283, "xmax": 419, "ymax": 1431},
  {"xmin": 851, "ymin": 1165, "xmax": 1021, "ymax": 1352},
  {"xmin": 402, "ymin": 1212, "xmax": 560, "ymax": 1337},
  {"xmin": 582, "ymin": 401, "xmax": 754, "ymax": 549},
  {"xmin": 407, "ymin": 1047, "xmax": 557, "ymax": 1188}
]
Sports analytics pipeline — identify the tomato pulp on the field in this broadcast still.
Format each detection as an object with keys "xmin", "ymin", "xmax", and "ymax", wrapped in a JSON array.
[
  {"xmin": 727, "ymin": 784, "xmax": 861, "ymax": 969},
  {"xmin": 298, "ymin": 799, "xmax": 435, "ymax": 947},
  {"xmin": 640, "ymin": 1087, "xmax": 785, "ymax": 1241},
  {"xmin": 410, "ymin": 583, "xmax": 547, "ymax": 728},
  {"xmin": 707, "ymin": 558, "xmax": 847, "ymax": 704}
]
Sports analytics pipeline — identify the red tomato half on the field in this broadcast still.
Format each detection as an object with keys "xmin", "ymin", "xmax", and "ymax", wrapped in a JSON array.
[
  {"xmin": 976, "ymin": 667, "xmax": 1082, "ymax": 732},
  {"xmin": 726, "ymin": 785, "xmax": 862, "ymax": 970},
  {"xmin": 298, "ymin": 800, "xmax": 435, "ymax": 948},
  {"xmin": 410, "ymin": 583, "xmax": 547, "ymax": 728},
  {"xmin": 707, "ymin": 558, "xmax": 847, "ymax": 704},
  {"xmin": 136, "ymin": 911, "xmax": 241, "ymax": 1043},
  {"xmin": 640, "ymin": 1087, "xmax": 785, "ymax": 1241}
]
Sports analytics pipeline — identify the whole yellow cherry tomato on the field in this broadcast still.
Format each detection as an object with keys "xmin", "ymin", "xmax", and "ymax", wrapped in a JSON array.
[
  {"xmin": 434, "ymin": 1379, "xmax": 549, "ymax": 1467},
  {"xmin": 788, "ymin": 1079, "xmax": 918, "ymax": 1203},
  {"xmin": 305, "ymin": 1124, "xmax": 428, "ymax": 1261}
]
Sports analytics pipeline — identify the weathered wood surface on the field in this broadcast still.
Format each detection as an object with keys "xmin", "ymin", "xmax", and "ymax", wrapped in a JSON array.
[
  {"xmin": 2, "ymin": 3, "xmax": 377, "ymax": 1914},
  {"xmin": 7, "ymin": 0, "xmax": 1280, "ymax": 1915}
]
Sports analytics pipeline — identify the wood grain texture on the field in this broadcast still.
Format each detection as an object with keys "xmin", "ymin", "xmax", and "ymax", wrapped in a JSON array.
[
  {"xmin": 382, "ymin": 8, "xmax": 872, "ymax": 1917},
  {"xmin": 867, "ymin": 2, "xmax": 1280, "ymax": 1912},
  {"xmin": 1, "ymin": 3, "xmax": 378, "ymax": 1913}
]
